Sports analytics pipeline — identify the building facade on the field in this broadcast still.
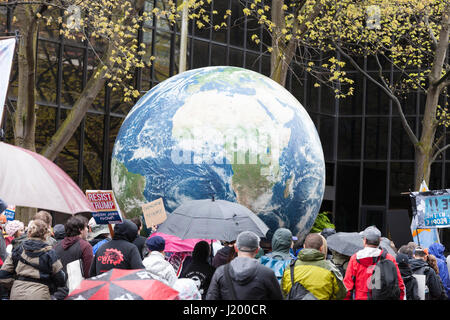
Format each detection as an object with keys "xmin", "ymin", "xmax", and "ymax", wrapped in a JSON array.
[{"xmin": 1, "ymin": 0, "xmax": 449, "ymax": 245}]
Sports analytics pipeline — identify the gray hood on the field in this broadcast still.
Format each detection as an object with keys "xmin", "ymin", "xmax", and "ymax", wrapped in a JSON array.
[
  {"xmin": 229, "ymin": 257, "xmax": 259, "ymax": 285},
  {"xmin": 267, "ymin": 228, "xmax": 292, "ymax": 259}
]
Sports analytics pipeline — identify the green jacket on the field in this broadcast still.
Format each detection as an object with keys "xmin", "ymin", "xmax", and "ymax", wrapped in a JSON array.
[{"xmin": 281, "ymin": 248, "xmax": 347, "ymax": 300}]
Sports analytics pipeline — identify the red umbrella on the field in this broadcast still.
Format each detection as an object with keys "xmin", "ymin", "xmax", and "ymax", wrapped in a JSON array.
[{"xmin": 66, "ymin": 269, "xmax": 179, "ymax": 300}]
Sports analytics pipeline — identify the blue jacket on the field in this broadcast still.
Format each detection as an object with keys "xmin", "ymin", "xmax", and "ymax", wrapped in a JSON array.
[{"xmin": 428, "ymin": 243, "xmax": 450, "ymax": 298}]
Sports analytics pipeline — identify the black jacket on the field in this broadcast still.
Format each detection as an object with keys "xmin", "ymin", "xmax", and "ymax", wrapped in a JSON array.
[
  {"xmin": 180, "ymin": 260, "xmax": 215, "ymax": 299},
  {"xmin": 133, "ymin": 235, "xmax": 148, "ymax": 260},
  {"xmin": 409, "ymin": 258, "xmax": 447, "ymax": 300},
  {"xmin": 397, "ymin": 263, "xmax": 420, "ymax": 300},
  {"xmin": 205, "ymin": 257, "xmax": 283, "ymax": 300},
  {"xmin": 89, "ymin": 220, "xmax": 144, "ymax": 277},
  {"xmin": 212, "ymin": 246, "xmax": 235, "ymax": 268}
]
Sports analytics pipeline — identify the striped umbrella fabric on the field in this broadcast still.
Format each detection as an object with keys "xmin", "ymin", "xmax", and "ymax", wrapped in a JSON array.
[{"xmin": 0, "ymin": 142, "xmax": 95, "ymax": 214}]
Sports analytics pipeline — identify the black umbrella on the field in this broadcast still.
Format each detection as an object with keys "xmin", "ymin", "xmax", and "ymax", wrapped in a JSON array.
[
  {"xmin": 326, "ymin": 232, "xmax": 364, "ymax": 256},
  {"xmin": 327, "ymin": 232, "xmax": 397, "ymax": 257},
  {"xmin": 157, "ymin": 198, "xmax": 269, "ymax": 241}
]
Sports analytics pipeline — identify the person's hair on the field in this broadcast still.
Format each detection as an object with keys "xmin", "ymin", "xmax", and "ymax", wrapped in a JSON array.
[
  {"xmin": 304, "ymin": 233, "xmax": 323, "ymax": 251},
  {"xmin": 131, "ymin": 216, "xmax": 142, "ymax": 229},
  {"xmin": 65, "ymin": 216, "xmax": 87, "ymax": 237},
  {"xmin": 192, "ymin": 241, "xmax": 210, "ymax": 263},
  {"xmin": 34, "ymin": 210, "xmax": 52, "ymax": 227},
  {"xmin": 318, "ymin": 234, "xmax": 328, "ymax": 256},
  {"xmin": 427, "ymin": 254, "xmax": 440, "ymax": 275},
  {"xmin": 398, "ymin": 245, "xmax": 414, "ymax": 258},
  {"xmin": 407, "ymin": 242, "xmax": 418, "ymax": 250},
  {"xmin": 27, "ymin": 219, "xmax": 49, "ymax": 240},
  {"xmin": 414, "ymin": 247, "xmax": 427, "ymax": 258}
]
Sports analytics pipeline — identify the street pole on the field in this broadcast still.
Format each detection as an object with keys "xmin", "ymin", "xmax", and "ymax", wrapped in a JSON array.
[{"xmin": 179, "ymin": 0, "xmax": 188, "ymax": 73}]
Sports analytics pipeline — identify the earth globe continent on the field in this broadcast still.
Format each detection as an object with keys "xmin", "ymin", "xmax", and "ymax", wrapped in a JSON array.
[{"xmin": 111, "ymin": 66, "xmax": 325, "ymax": 241}]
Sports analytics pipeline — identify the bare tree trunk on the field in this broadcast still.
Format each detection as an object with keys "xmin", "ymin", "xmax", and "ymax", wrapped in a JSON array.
[
  {"xmin": 414, "ymin": 4, "xmax": 450, "ymax": 190},
  {"xmin": 40, "ymin": 64, "xmax": 108, "ymax": 161},
  {"xmin": 14, "ymin": 5, "xmax": 39, "ymax": 223},
  {"xmin": 14, "ymin": 5, "xmax": 38, "ymax": 151}
]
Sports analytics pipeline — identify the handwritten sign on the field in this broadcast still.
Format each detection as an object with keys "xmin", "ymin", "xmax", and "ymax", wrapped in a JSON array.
[
  {"xmin": 142, "ymin": 198, "xmax": 167, "ymax": 227},
  {"xmin": 86, "ymin": 190, "xmax": 123, "ymax": 224},
  {"xmin": 410, "ymin": 189, "xmax": 450, "ymax": 228}
]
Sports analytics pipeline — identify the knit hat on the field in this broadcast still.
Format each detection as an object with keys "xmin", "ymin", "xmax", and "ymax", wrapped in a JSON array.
[
  {"xmin": 5, "ymin": 220, "xmax": 24, "ymax": 237},
  {"xmin": 361, "ymin": 226, "xmax": 381, "ymax": 241},
  {"xmin": 53, "ymin": 224, "xmax": 66, "ymax": 240},
  {"xmin": 396, "ymin": 253, "xmax": 410, "ymax": 266},
  {"xmin": 236, "ymin": 231, "xmax": 260, "ymax": 252},
  {"xmin": 146, "ymin": 235, "xmax": 165, "ymax": 252}
]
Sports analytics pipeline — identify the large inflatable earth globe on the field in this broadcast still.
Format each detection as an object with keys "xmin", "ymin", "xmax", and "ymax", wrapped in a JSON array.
[{"xmin": 111, "ymin": 66, "xmax": 325, "ymax": 240}]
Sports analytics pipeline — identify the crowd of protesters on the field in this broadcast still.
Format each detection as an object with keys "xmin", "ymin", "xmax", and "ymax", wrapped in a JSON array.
[{"xmin": 0, "ymin": 211, "xmax": 449, "ymax": 301}]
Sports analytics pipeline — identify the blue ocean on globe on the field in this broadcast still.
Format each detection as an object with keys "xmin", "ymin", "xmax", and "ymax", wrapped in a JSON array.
[{"xmin": 111, "ymin": 66, "xmax": 325, "ymax": 240}]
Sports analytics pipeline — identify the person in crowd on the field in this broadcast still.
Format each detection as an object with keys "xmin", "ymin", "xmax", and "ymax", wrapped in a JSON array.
[
  {"xmin": 206, "ymin": 231, "xmax": 283, "ymax": 300},
  {"xmin": 321, "ymin": 228, "xmax": 336, "ymax": 260},
  {"xmin": 259, "ymin": 228, "xmax": 293, "ymax": 283},
  {"xmin": 0, "ymin": 198, "xmax": 6, "ymax": 215},
  {"xmin": 330, "ymin": 250, "xmax": 351, "ymax": 279},
  {"xmin": 428, "ymin": 243, "xmax": 450, "ymax": 298},
  {"xmin": 0, "ymin": 219, "xmax": 66, "ymax": 300},
  {"xmin": 52, "ymin": 224, "xmax": 66, "ymax": 247},
  {"xmin": 343, "ymin": 226, "xmax": 405, "ymax": 300},
  {"xmin": 409, "ymin": 246, "xmax": 447, "ymax": 300},
  {"xmin": 89, "ymin": 219, "xmax": 144, "ymax": 277},
  {"xmin": 142, "ymin": 235, "xmax": 178, "ymax": 286},
  {"xmin": 4, "ymin": 220, "xmax": 25, "ymax": 256},
  {"xmin": 290, "ymin": 238, "xmax": 304, "ymax": 258},
  {"xmin": 212, "ymin": 240, "xmax": 237, "ymax": 268},
  {"xmin": 398, "ymin": 244, "xmax": 414, "ymax": 259},
  {"xmin": 131, "ymin": 216, "xmax": 148, "ymax": 259},
  {"xmin": 396, "ymin": 253, "xmax": 420, "ymax": 300},
  {"xmin": 281, "ymin": 233, "xmax": 346, "ymax": 300},
  {"xmin": 173, "ymin": 278, "xmax": 202, "ymax": 300},
  {"xmin": 180, "ymin": 240, "xmax": 216, "ymax": 299},
  {"xmin": 427, "ymin": 254, "xmax": 440, "ymax": 275},
  {"xmin": 87, "ymin": 217, "xmax": 111, "ymax": 250},
  {"xmin": 33, "ymin": 211, "xmax": 57, "ymax": 247},
  {"xmin": 54, "ymin": 215, "xmax": 93, "ymax": 280}
]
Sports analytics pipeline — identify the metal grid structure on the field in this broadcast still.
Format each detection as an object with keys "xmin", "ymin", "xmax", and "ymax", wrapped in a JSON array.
[{"xmin": 1, "ymin": 0, "xmax": 449, "ymax": 241}]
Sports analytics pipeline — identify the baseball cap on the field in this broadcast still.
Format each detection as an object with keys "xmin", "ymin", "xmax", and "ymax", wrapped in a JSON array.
[
  {"xmin": 236, "ymin": 231, "xmax": 260, "ymax": 252},
  {"xmin": 361, "ymin": 226, "xmax": 381, "ymax": 241}
]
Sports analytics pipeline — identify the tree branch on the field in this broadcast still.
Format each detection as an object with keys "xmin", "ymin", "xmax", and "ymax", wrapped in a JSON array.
[
  {"xmin": 424, "ymin": 14, "xmax": 438, "ymax": 50},
  {"xmin": 431, "ymin": 143, "xmax": 450, "ymax": 163},
  {"xmin": 333, "ymin": 41, "xmax": 419, "ymax": 146}
]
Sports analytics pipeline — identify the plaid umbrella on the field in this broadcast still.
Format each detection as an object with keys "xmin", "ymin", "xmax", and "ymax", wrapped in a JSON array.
[{"xmin": 66, "ymin": 269, "xmax": 179, "ymax": 300}]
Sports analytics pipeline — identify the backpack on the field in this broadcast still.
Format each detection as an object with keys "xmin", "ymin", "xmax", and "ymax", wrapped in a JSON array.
[
  {"xmin": 259, "ymin": 255, "xmax": 290, "ymax": 283},
  {"xmin": 286, "ymin": 259, "xmax": 318, "ymax": 300},
  {"xmin": 359, "ymin": 250, "xmax": 401, "ymax": 300}
]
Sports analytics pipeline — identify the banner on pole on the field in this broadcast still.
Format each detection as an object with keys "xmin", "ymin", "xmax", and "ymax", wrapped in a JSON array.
[
  {"xmin": 409, "ymin": 181, "xmax": 441, "ymax": 247},
  {"xmin": 86, "ymin": 190, "xmax": 123, "ymax": 224},
  {"xmin": 0, "ymin": 38, "xmax": 16, "ymax": 126},
  {"xmin": 410, "ymin": 189, "xmax": 450, "ymax": 228}
]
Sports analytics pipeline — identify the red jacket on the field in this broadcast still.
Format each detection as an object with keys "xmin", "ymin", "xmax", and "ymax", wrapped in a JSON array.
[{"xmin": 343, "ymin": 247, "xmax": 405, "ymax": 300}]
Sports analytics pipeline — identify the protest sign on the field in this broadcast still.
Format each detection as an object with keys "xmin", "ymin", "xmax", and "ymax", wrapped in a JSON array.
[
  {"xmin": 3, "ymin": 205, "xmax": 15, "ymax": 221},
  {"xmin": 86, "ymin": 190, "xmax": 123, "ymax": 224},
  {"xmin": 142, "ymin": 198, "xmax": 167, "ymax": 227},
  {"xmin": 410, "ymin": 189, "xmax": 450, "ymax": 229}
]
